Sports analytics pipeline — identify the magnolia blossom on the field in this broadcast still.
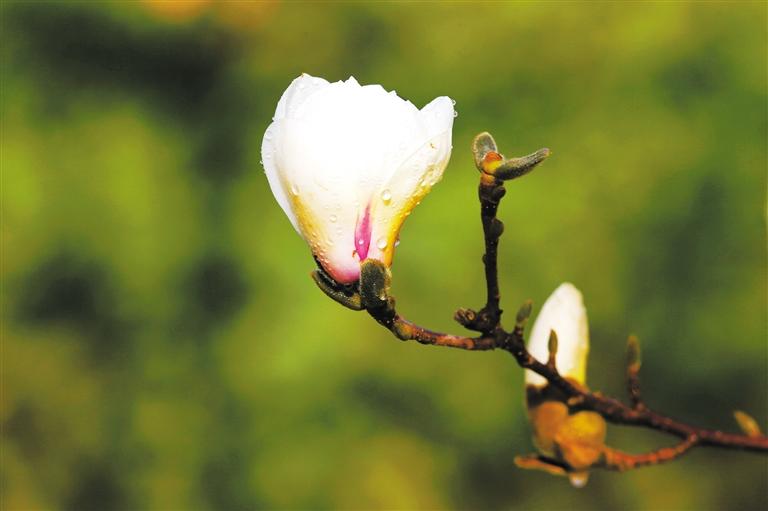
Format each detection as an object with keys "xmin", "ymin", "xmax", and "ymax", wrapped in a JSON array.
[
  {"xmin": 522, "ymin": 283, "xmax": 602, "ymax": 488},
  {"xmin": 525, "ymin": 282, "xmax": 589, "ymax": 386},
  {"xmin": 262, "ymin": 73, "xmax": 455, "ymax": 284}
]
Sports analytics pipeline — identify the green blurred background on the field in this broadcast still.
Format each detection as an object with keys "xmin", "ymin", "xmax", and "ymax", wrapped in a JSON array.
[{"xmin": 2, "ymin": 1, "xmax": 766, "ymax": 510}]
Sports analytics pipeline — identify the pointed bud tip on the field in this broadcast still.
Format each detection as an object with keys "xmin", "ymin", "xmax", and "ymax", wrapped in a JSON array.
[
  {"xmin": 516, "ymin": 299, "xmax": 534, "ymax": 325},
  {"xmin": 492, "ymin": 146, "xmax": 552, "ymax": 180},
  {"xmin": 733, "ymin": 410, "xmax": 762, "ymax": 438},
  {"xmin": 548, "ymin": 330, "xmax": 559, "ymax": 359},
  {"xmin": 626, "ymin": 335, "xmax": 641, "ymax": 370}
]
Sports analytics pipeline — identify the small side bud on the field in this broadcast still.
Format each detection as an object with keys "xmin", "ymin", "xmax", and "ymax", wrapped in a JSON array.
[
  {"xmin": 454, "ymin": 308, "xmax": 478, "ymax": 328},
  {"xmin": 625, "ymin": 335, "xmax": 644, "ymax": 409},
  {"xmin": 359, "ymin": 259, "xmax": 391, "ymax": 309},
  {"xmin": 547, "ymin": 330, "xmax": 559, "ymax": 369},
  {"xmin": 626, "ymin": 335, "xmax": 641, "ymax": 372},
  {"xmin": 516, "ymin": 300, "xmax": 534, "ymax": 327},
  {"xmin": 733, "ymin": 410, "xmax": 762, "ymax": 438},
  {"xmin": 525, "ymin": 283, "xmax": 589, "ymax": 387},
  {"xmin": 472, "ymin": 132, "xmax": 498, "ymax": 171},
  {"xmin": 489, "ymin": 185, "xmax": 507, "ymax": 202},
  {"xmin": 488, "ymin": 217, "xmax": 505, "ymax": 238}
]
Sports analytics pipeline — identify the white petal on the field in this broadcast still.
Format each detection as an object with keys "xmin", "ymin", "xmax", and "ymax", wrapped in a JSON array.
[
  {"xmin": 525, "ymin": 283, "xmax": 590, "ymax": 386},
  {"xmin": 365, "ymin": 97, "xmax": 454, "ymax": 264},
  {"xmin": 274, "ymin": 73, "xmax": 329, "ymax": 121},
  {"xmin": 263, "ymin": 73, "xmax": 331, "ymax": 234},
  {"xmin": 262, "ymin": 121, "xmax": 300, "ymax": 233},
  {"xmin": 420, "ymin": 96, "xmax": 456, "ymax": 141}
]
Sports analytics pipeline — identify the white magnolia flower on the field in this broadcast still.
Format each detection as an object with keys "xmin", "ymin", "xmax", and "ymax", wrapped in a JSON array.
[
  {"xmin": 525, "ymin": 283, "xmax": 589, "ymax": 386},
  {"xmin": 262, "ymin": 73, "xmax": 455, "ymax": 284}
]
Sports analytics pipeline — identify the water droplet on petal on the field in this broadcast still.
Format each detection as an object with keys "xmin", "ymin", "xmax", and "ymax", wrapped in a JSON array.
[
  {"xmin": 381, "ymin": 189, "xmax": 392, "ymax": 205},
  {"xmin": 453, "ymin": 110, "xmax": 459, "ymax": 118},
  {"xmin": 329, "ymin": 214, "xmax": 337, "ymax": 223},
  {"xmin": 377, "ymin": 238, "xmax": 387, "ymax": 250},
  {"xmin": 290, "ymin": 184, "xmax": 299, "ymax": 195},
  {"xmin": 358, "ymin": 239, "xmax": 364, "ymax": 246},
  {"xmin": 451, "ymin": 99, "xmax": 456, "ymax": 106}
]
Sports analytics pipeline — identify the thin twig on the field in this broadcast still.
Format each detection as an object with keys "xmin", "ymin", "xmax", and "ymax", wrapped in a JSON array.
[
  {"xmin": 625, "ymin": 335, "xmax": 644, "ymax": 410},
  {"xmin": 477, "ymin": 175, "xmax": 505, "ymax": 331},
  {"xmin": 602, "ymin": 436, "xmax": 699, "ymax": 471}
]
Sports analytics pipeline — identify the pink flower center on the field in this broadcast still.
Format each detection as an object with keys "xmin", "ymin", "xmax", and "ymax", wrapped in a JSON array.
[{"xmin": 354, "ymin": 203, "xmax": 372, "ymax": 260}]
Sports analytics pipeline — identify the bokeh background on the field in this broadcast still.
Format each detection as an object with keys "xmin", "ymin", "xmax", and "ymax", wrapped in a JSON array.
[{"xmin": 2, "ymin": 1, "xmax": 767, "ymax": 510}]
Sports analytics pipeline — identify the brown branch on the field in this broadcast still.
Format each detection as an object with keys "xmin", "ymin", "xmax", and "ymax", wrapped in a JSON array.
[
  {"xmin": 356, "ymin": 132, "xmax": 768, "ymax": 472},
  {"xmin": 504, "ymin": 327, "xmax": 768, "ymax": 453}
]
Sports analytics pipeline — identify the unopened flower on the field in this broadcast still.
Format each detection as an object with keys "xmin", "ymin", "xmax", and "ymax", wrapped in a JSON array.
[
  {"xmin": 525, "ymin": 282, "xmax": 589, "ymax": 386},
  {"xmin": 519, "ymin": 283, "xmax": 605, "ymax": 488},
  {"xmin": 262, "ymin": 73, "xmax": 455, "ymax": 284}
]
